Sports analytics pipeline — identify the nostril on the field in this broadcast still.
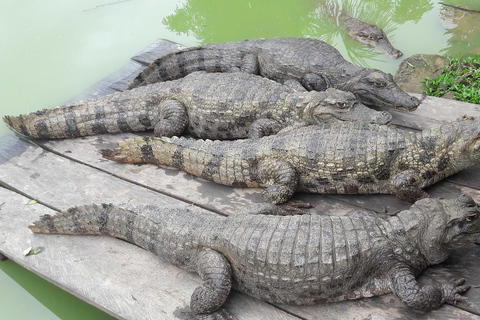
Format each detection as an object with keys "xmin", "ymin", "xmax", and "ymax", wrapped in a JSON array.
[{"xmin": 410, "ymin": 96, "xmax": 421, "ymax": 105}]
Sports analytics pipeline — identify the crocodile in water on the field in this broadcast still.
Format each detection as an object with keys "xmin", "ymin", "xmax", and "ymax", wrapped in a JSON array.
[
  {"xmin": 340, "ymin": 14, "xmax": 403, "ymax": 59},
  {"xmin": 2, "ymin": 72, "xmax": 391, "ymax": 140},
  {"xmin": 128, "ymin": 37, "xmax": 419, "ymax": 110},
  {"xmin": 102, "ymin": 117, "xmax": 480, "ymax": 204},
  {"xmin": 29, "ymin": 195, "xmax": 479, "ymax": 318}
]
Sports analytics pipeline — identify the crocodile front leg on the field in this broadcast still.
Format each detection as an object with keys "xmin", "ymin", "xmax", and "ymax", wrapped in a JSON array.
[
  {"xmin": 153, "ymin": 100, "xmax": 188, "ymax": 137},
  {"xmin": 228, "ymin": 54, "xmax": 259, "ymax": 75},
  {"xmin": 258, "ymin": 158, "xmax": 298, "ymax": 204},
  {"xmin": 190, "ymin": 249, "xmax": 233, "ymax": 319},
  {"xmin": 391, "ymin": 267, "xmax": 470, "ymax": 311},
  {"xmin": 248, "ymin": 119, "xmax": 284, "ymax": 139},
  {"xmin": 240, "ymin": 54, "xmax": 259, "ymax": 74},
  {"xmin": 301, "ymin": 73, "xmax": 329, "ymax": 91},
  {"xmin": 389, "ymin": 170, "xmax": 430, "ymax": 202}
]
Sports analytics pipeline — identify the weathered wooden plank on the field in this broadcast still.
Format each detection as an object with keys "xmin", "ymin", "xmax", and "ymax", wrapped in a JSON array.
[
  {"xmin": 282, "ymin": 295, "xmax": 480, "ymax": 320},
  {"xmin": 130, "ymin": 38, "xmax": 187, "ymax": 66},
  {"xmin": 0, "ymin": 139, "xmax": 298, "ymax": 320},
  {"xmin": 373, "ymin": 93, "xmax": 480, "ymax": 130},
  {"xmin": 446, "ymin": 167, "xmax": 480, "ymax": 190}
]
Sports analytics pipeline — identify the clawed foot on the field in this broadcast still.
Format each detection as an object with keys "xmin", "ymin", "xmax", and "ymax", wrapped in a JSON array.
[
  {"xmin": 443, "ymin": 278, "xmax": 471, "ymax": 305},
  {"xmin": 284, "ymin": 199, "xmax": 315, "ymax": 209},
  {"xmin": 276, "ymin": 199, "xmax": 315, "ymax": 215}
]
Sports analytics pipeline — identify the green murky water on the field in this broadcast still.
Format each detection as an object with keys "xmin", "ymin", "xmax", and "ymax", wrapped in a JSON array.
[{"xmin": 1, "ymin": 0, "xmax": 479, "ymax": 318}]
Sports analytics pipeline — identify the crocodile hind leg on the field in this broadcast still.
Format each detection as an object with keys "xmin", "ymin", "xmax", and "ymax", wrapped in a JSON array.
[
  {"xmin": 391, "ymin": 267, "xmax": 470, "ymax": 310},
  {"xmin": 258, "ymin": 158, "xmax": 298, "ymax": 204},
  {"xmin": 389, "ymin": 170, "xmax": 430, "ymax": 202},
  {"xmin": 153, "ymin": 100, "xmax": 188, "ymax": 137},
  {"xmin": 301, "ymin": 73, "xmax": 329, "ymax": 91},
  {"xmin": 240, "ymin": 54, "xmax": 259, "ymax": 74},
  {"xmin": 228, "ymin": 54, "xmax": 259, "ymax": 75},
  {"xmin": 190, "ymin": 249, "xmax": 234, "ymax": 319}
]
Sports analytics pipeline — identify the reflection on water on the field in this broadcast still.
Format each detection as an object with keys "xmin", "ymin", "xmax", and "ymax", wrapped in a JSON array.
[
  {"xmin": 440, "ymin": 1, "xmax": 480, "ymax": 56},
  {"xmin": 163, "ymin": 0, "xmax": 318, "ymax": 42},
  {"xmin": 163, "ymin": 0, "xmax": 438, "ymax": 67},
  {"xmin": 307, "ymin": 0, "xmax": 434, "ymax": 66}
]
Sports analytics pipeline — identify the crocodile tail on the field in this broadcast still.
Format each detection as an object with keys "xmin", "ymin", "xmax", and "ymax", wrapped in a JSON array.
[
  {"xmin": 29, "ymin": 203, "xmax": 221, "ymax": 264},
  {"xmin": 102, "ymin": 136, "xmax": 215, "ymax": 177},
  {"xmin": 129, "ymin": 41, "xmax": 253, "ymax": 89},
  {"xmin": 3, "ymin": 101, "xmax": 116, "ymax": 139},
  {"xmin": 3, "ymin": 86, "xmax": 163, "ymax": 139},
  {"xmin": 102, "ymin": 136, "xmax": 256, "ymax": 187},
  {"xmin": 101, "ymin": 136, "xmax": 180, "ymax": 167},
  {"xmin": 29, "ymin": 203, "xmax": 155, "ymax": 251},
  {"xmin": 29, "ymin": 204, "xmax": 118, "ymax": 236}
]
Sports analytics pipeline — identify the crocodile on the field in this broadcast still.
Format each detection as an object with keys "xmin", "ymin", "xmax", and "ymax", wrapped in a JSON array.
[
  {"xmin": 2, "ymin": 72, "xmax": 391, "ymax": 140},
  {"xmin": 102, "ymin": 117, "xmax": 480, "ymax": 204},
  {"xmin": 29, "ymin": 195, "xmax": 479, "ymax": 318},
  {"xmin": 340, "ymin": 14, "xmax": 403, "ymax": 59},
  {"xmin": 128, "ymin": 37, "xmax": 420, "ymax": 110}
]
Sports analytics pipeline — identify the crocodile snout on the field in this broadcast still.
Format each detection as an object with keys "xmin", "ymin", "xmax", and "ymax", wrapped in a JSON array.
[
  {"xmin": 375, "ymin": 111, "xmax": 392, "ymax": 124},
  {"xmin": 403, "ymin": 95, "xmax": 421, "ymax": 111}
]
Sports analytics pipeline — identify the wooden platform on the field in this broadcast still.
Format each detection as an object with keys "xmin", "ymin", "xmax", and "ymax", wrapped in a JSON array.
[{"xmin": 1, "ymin": 39, "xmax": 480, "ymax": 320}]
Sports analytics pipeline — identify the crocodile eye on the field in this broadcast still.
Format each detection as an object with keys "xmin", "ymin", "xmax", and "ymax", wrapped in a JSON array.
[
  {"xmin": 374, "ymin": 81, "xmax": 386, "ymax": 88},
  {"xmin": 466, "ymin": 213, "xmax": 478, "ymax": 222},
  {"xmin": 336, "ymin": 101, "xmax": 349, "ymax": 109}
]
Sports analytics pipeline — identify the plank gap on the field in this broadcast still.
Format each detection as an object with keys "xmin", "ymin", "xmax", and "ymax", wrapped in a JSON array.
[{"xmin": 0, "ymin": 180, "xmax": 61, "ymax": 212}]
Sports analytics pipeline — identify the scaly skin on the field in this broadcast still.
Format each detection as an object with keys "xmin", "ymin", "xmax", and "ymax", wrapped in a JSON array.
[
  {"xmin": 29, "ymin": 195, "xmax": 480, "ymax": 318},
  {"xmin": 102, "ymin": 117, "xmax": 480, "ymax": 204},
  {"xmin": 340, "ymin": 14, "xmax": 403, "ymax": 59},
  {"xmin": 2, "ymin": 72, "xmax": 390, "ymax": 140},
  {"xmin": 129, "ymin": 37, "xmax": 419, "ymax": 110}
]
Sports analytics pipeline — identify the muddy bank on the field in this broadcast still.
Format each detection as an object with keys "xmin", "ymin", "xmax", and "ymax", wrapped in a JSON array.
[{"xmin": 394, "ymin": 54, "xmax": 448, "ymax": 95}]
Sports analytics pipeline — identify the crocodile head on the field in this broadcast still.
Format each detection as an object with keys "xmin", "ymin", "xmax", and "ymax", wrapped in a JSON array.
[
  {"xmin": 443, "ymin": 117, "xmax": 480, "ymax": 171},
  {"xmin": 416, "ymin": 195, "xmax": 480, "ymax": 264},
  {"xmin": 344, "ymin": 18, "xmax": 403, "ymax": 59},
  {"xmin": 302, "ymin": 88, "xmax": 392, "ymax": 125},
  {"xmin": 347, "ymin": 70, "xmax": 420, "ymax": 111}
]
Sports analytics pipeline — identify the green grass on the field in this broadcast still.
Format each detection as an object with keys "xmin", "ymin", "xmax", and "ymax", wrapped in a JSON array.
[{"xmin": 422, "ymin": 55, "xmax": 480, "ymax": 104}]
